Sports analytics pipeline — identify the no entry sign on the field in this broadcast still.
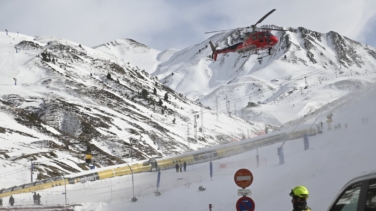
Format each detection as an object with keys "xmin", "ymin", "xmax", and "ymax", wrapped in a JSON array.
[
  {"xmin": 236, "ymin": 196, "xmax": 255, "ymax": 211},
  {"xmin": 234, "ymin": 169, "xmax": 253, "ymax": 188}
]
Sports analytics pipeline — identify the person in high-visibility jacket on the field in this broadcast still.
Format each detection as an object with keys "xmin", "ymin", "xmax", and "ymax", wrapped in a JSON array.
[
  {"xmin": 290, "ymin": 186, "xmax": 311, "ymax": 211},
  {"xmin": 85, "ymin": 154, "xmax": 92, "ymax": 164}
]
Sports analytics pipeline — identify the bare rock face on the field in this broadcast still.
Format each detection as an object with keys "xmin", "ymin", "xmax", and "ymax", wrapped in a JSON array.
[{"xmin": 328, "ymin": 31, "xmax": 364, "ymax": 68}]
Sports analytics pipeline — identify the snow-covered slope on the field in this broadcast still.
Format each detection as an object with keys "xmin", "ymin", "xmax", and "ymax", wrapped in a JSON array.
[
  {"xmin": 2, "ymin": 24, "xmax": 376, "ymax": 188},
  {"xmin": 3, "ymin": 79, "xmax": 376, "ymax": 211},
  {"xmin": 94, "ymin": 39, "xmax": 162, "ymax": 74},
  {"xmin": 152, "ymin": 25, "xmax": 376, "ymax": 125},
  {"xmin": 0, "ymin": 31, "xmax": 265, "ymax": 179}
]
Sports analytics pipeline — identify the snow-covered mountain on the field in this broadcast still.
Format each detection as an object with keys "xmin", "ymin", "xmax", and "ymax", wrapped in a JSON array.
[
  {"xmin": 0, "ymin": 31, "xmax": 265, "ymax": 180},
  {"xmin": 1, "ymin": 23, "xmax": 376, "ymax": 181},
  {"xmin": 150, "ymin": 25, "xmax": 376, "ymax": 125},
  {"xmin": 93, "ymin": 38, "xmax": 179, "ymax": 74}
]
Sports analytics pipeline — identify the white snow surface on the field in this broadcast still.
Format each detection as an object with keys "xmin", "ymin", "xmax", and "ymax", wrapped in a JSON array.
[
  {"xmin": 149, "ymin": 26, "xmax": 376, "ymax": 125},
  {"xmin": 91, "ymin": 26, "xmax": 376, "ymax": 126},
  {"xmin": 0, "ymin": 31, "xmax": 267, "ymax": 181},
  {"xmin": 1, "ymin": 79, "xmax": 376, "ymax": 211},
  {"xmin": 1, "ymin": 27, "xmax": 376, "ymax": 211},
  {"xmin": 94, "ymin": 39, "xmax": 162, "ymax": 74}
]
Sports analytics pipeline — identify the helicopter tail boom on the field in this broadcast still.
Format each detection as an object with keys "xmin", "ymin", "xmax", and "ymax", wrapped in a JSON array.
[{"xmin": 209, "ymin": 41, "xmax": 218, "ymax": 61}]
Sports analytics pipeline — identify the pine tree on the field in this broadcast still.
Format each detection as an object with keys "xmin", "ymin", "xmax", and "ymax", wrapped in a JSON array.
[
  {"xmin": 173, "ymin": 118, "xmax": 176, "ymax": 124},
  {"xmin": 41, "ymin": 52, "xmax": 48, "ymax": 62},
  {"xmin": 153, "ymin": 88, "xmax": 157, "ymax": 95},
  {"xmin": 158, "ymin": 99, "xmax": 163, "ymax": 106},
  {"xmin": 141, "ymin": 89, "xmax": 148, "ymax": 99},
  {"xmin": 107, "ymin": 73, "xmax": 112, "ymax": 80}
]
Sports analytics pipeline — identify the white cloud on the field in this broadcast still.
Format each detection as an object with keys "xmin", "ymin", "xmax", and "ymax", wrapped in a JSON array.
[{"xmin": 0, "ymin": 0, "xmax": 375, "ymax": 50}]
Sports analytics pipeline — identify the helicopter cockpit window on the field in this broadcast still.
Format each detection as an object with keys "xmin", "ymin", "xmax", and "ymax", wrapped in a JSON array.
[{"xmin": 265, "ymin": 32, "xmax": 273, "ymax": 36}]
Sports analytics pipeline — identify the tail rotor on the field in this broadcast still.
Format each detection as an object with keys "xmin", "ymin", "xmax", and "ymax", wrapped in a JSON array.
[{"xmin": 209, "ymin": 41, "xmax": 217, "ymax": 61}]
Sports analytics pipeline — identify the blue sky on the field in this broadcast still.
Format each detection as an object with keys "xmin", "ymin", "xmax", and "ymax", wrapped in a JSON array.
[{"xmin": 1, "ymin": 0, "xmax": 375, "ymax": 50}]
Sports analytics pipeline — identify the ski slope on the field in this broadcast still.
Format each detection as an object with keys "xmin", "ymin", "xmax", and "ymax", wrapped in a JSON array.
[{"xmin": 1, "ymin": 85, "xmax": 375, "ymax": 211}]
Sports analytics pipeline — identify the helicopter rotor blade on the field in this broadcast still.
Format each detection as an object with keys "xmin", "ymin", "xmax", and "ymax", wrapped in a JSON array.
[
  {"xmin": 258, "ymin": 27, "xmax": 287, "ymax": 31},
  {"xmin": 206, "ymin": 9, "xmax": 278, "ymax": 34},
  {"xmin": 254, "ymin": 9, "xmax": 276, "ymax": 27},
  {"xmin": 205, "ymin": 28, "xmax": 239, "ymax": 34}
]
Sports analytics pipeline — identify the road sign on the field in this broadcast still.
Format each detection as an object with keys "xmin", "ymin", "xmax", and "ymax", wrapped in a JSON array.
[
  {"xmin": 234, "ymin": 169, "xmax": 253, "ymax": 188},
  {"xmin": 238, "ymin": 189, "xmax": 252, "ymax": 196},
  {"xmin": 236, "ymin": 196, "xmax": 255, "ymax": 211}
]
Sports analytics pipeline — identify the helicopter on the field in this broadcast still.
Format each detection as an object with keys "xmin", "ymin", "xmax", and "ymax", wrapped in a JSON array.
[{"xmin": 206, "ymin": 9, "xmax": 285, "ymax": 61}]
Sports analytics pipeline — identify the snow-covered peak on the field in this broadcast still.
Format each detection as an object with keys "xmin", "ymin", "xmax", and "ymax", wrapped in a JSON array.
[
  {"xmin": 94, "ymin": 38, "xmax": 161, "ymax": 74},
  {"xmin": 152, "ymin": 25, "xmax": 376, "ymax": 125},
  {"xmin": 0, "ymin": 30, "xmax": 266, "ymax": 180}
]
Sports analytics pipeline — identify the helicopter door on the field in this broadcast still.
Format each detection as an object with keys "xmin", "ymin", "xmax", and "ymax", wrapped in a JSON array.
[{"xmin": 258, "ymin": 34, "xmax": 264, "ymax": 42}]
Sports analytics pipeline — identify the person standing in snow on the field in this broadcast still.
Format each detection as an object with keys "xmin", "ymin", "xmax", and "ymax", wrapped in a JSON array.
[
  {"xmin": 9, "ymin": 195, "xmax": 14, "ymax": 206},
  {"xmin": 13, "ymin": 78, "xmax": 17, "ymax": 85},
  {"xmin": 179, "ymin": 163, "xmax": 182, "ymax": 172},
  {"xmin": 33, "ymin": 192, "xmax": 37, "ymax": 205},
  {"xmin": 290, "ymin": 186, "xmax": 311, "ymax": 211},
  {"xmin": 175, "ymin": 163, "xmax": 179, "ymax": 173},
  {"xmin": 37, "ymin": 193, "xmax": 41, "ymax": 205},
  {"xmin": 0, "ymin": 197, "xmax": 3, "ymax": 206},
  {"xmin": 183, "ymin": 161, "xmax": 187, "ymax": 172}
]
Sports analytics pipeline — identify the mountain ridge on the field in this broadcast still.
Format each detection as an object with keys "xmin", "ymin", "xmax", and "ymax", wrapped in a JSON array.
[{"xmin": 0, "ymin": 31, "xmax": 264, "ymax": 182}]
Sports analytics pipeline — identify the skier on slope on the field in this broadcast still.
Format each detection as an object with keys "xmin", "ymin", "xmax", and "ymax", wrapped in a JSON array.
[{"xmin": 290, "ymin": 186, "xmax": 311, "ymax": 211}]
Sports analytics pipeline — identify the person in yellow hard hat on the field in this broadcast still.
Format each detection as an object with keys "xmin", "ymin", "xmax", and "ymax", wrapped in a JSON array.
[{"xmin": 290, "ymin": 186, "xmax": 311, "ymax": 211}]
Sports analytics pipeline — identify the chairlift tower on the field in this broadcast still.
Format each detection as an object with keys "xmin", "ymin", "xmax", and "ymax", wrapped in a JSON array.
[{"xmin": 194, "ymin": 113, "xmax": 199, "ymax": 143}]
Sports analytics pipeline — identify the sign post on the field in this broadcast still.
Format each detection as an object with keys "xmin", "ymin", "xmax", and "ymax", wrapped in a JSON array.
[
  {"xmin": 236, "ymin": 196, "xmax": 255, "ymax": 211},
  {"xmin": 234, "ymin": 169, "xmax": 255, "ymax": 211},
  {"xmin": 234, "ymin": 169, "xmax": 253, "ymax": 188}
]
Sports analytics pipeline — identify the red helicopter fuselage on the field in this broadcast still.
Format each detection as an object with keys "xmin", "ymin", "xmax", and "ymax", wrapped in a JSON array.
[{"xmin": 212, "ymin": 31, "xmax": 278, "ymax": 61}]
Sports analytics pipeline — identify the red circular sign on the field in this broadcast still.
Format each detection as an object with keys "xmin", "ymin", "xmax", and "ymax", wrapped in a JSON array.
[
  {"xmin": 234, "ymin": 169, "xmax": 253, "ymax": 188},
  {"xmin": 236, "ymin": 196, "xmax": 255, "ymax": 211}
]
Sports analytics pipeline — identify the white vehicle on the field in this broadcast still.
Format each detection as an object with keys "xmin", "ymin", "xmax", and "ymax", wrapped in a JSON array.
[{"xmin": 328, "ymin": 171, "xmax": 376, "ymax": 211}]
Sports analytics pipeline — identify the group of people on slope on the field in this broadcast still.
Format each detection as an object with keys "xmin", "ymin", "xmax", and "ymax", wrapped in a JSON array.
[
  {"xmin": 0, "ymin": 192, "xmax": 42, "ymax": 207},
  {"xmin": 0, "ymin": 184, "xmax": 311, "ymax": 210},
  {"xmin": 175, "ymin": 161, "xmax": 187, "ymax": 172},
  {"xmin": 0, "ymin": 195, "xmax": 15, "ymax": 206},
  {"xmin": 33, "ymin": 192, "xmax": 42, "ymax": 205}
]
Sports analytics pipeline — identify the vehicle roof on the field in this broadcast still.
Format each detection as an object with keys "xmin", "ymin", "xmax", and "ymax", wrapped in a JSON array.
[
  {"xmin": 327, "ymin": 170, "xmax": 376, "ymax": 211},
  {"xmin": 344, "ymin": 170, "xmax": 376, "ymax": 185}
]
